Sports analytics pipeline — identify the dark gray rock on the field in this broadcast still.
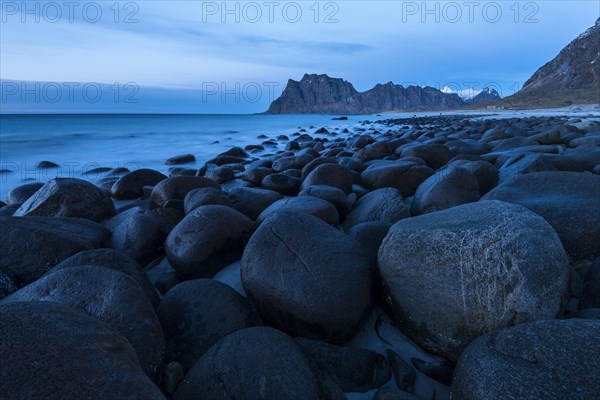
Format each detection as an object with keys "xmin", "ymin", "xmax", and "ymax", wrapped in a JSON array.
[
  {"xmin": 204, "ymin": 165, "xmax": 235, "ymax": 184},
  {"xmin": 241, "ymin": 211, "xmax": 373, "ymax": 343},
  {"xmin": 165, "ymin": 205, "xmax": 255, "ymax": 279},
  {"xmin": 111, "ymin": 169, "xmax": 168, "ymax": 199},
  {"xmin": 299, "ymin": 185, "xmax": 350, "ymax": 218},
  {"xmin": 361, "ymin": 161, "xmax": 434, "ymax": 196},
  {"xmin": 451, "ymin": 319, "xmax": 600, "ymax": 400},
  {"xmin": 228, "ymin": 187, "xmax": 283, "ymax": 220},
  {"xmin": 238, "ymin": 167, "xmax": 273, "ymax": 185},
  {"xmin": 261, "ymin": 172, "xmax": 301, "ymax": 195},
  {"xmin": 257, "ymin": 196, "xmax": 339, "ymax": 225},
  {"xmin": 400, "ymin": 144, "xmax": 453, "ymax": 170},
  {"xmin": 173, "ymin": 327, "xmax": 320, "ymax": 400},
  {"xmin": 166, "ymin": 154, "xmax": 196, "ymax": 165},
  {"xmin": 150, "ymin": 176, "xmax": 220, "ymax": 208},
  {"xmin": 448, "ymin": 159, "xmax": 499, "ymax": 195},
  {"xmin": 483, "ymin": 171, "xmax": 600, "ymax": 261},
  {"xmin": 498, "ymin": 153, "xmax": 558, "ymax": 181},
  {"xmin": 0, "ymin": 301, "xmax": 166, "ymax": 400},
  {"xmin": 1, "ymin": 266, "xmax": 165, "ymax": 380},
  {"xmin": 295, "ymin": 337, "xmax": 390, "ymax": 393},
  {"xmin": 378, "ymin": 200, "xmax": 570, "ymax": 362},
  {"xmin": 300, "ymin": 163, "xmax": 353, "ymax": 194},
  {"xmin": 6, "ymin": 182, "xmax": 43, "ymax": 204},
  {"xmin": 347, "ymin": 221, "xmax": 392, "ymax": 265},
  {"xmin": 0, "ymin": 216, "xmax": 110, "ymax": 285},
  {"xmin": 272, "ymin": 155, "xmax": 313, "ymax": 172},
  {"xmin": 13, "ymin": 178, "xmax": 115, "ymax": 222},
  {"xmin": 110, "ymin": 208, "xmax": 169, "ymax": 266},
  {"xmin": 53, "ymin": 248, "xmax": 160, "ymax": 308},
  {"xmin": 183, "ymin": 187, "xmax": 232, "ymax": 214},
  {"xmin": 342, "ymin": 188, "xmax": 410, "ymax": 231},
  {"xmin": 157, "ymin": 279, "xmax": 262, "ymax": 370},
  {"xmin": 410, "ymin": 166, "xmax": 480, "ymax": 215}
]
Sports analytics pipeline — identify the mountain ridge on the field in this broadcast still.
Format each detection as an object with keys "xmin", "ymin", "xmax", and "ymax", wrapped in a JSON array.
[{"xmin": 264, "ymin": 74, "xmax": 496, "ymax": 114}]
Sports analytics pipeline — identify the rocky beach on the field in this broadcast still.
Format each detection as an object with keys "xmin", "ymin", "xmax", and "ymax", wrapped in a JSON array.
[{"xmin": 1, "ymin": 109, "xmax": 599, "ymax": 400}]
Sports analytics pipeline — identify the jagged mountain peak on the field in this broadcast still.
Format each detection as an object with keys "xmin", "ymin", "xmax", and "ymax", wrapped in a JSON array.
[{"xmin": 265, "ymin": 74, "xmax": 464, "ymax": 114}]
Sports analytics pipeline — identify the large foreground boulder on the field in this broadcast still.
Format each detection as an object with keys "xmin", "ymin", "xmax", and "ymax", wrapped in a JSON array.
[
  {"xmin": 483, "ymin": 171, "xmax": 600, "ymax": 261},
  {"xmin": 0, "ymin": 216, "xmax": 110, "ymax": 285},
  {"xmin": 13, "ymin": 178, "xmax": 115, "ymax": 221},
  {"xmin": 165, "ymin": 205, "xmax": 255, "ymax": 279},
  {"xmin": 1, "ymin": 266, "xmax": 165, "ymax": 380},
  {"xmin": 173, "ymin": 327, "xmax": 320, "ymax": 400},
  {"xmin": 157, "ymin": 279, "xmax": 262, "ymax": 370},
  {"xmin": 0, "ymin": 302, "xmax": 165, "ymax": 400},
  {"xmin": 52, "ymin": 248, "xmax": 160, "ymax": 308},
  {"xmin": 378, "ymin": 200, "xmax": 570, "ymax": 362},
  {"xmin": 241, "ymin": 211, "xmax": 373, "ymax": 343},
  {"xmin": 451, "ymin": 318, "xmax": 600, "ymax": 399}
]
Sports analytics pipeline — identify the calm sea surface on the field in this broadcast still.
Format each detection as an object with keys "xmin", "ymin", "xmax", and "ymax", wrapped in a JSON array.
[{"xmin": 0, "ymin": 114, "xmax": 389, "ymax": 201}]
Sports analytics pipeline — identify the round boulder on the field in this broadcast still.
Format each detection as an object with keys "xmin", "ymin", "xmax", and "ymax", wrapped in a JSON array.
[
  {"xmin": 13, "ymin": 178, "xmax": 115, "ymax": 222},
  {"xmin": 1, "ymin": 266, "xmax": 165, "ymax": 380},
  {"xmin": 400, "ymin": 144, "xmax": 453, "ymax": 170},
  {"xmin": 173, "ymin": 327, "xmax": 320, "ymax": 400},
  {"xmin": 483, "ymin": 171, "xmax": 600, "ymax": 261},
  {"xmin": 300, "ymin": 163, "xmax": 353, "ymax": 194},
  {"xmin": 241, "ymin": 211, "xmax": 373, "ymax": 343},
  {"xmin": 183, "ymin": 187, "xmax": 232, "ymax": 215},
  {"xmin": 165, "ymin": 205, "xmax": 255, "ymax": 279},
  {"xmin": 110, "ymin": 208, "xmax": 169, "ymax": 266},
  {"xmin": 0, "ymin": 301, "xmax": 165, "ymax": 400},
  {"xmin": 257, "ymin": 196, "xmax": 339, "ymax": 226},
  {"xmin": 361, "ymin": 161, "xmax": 435, "ymax": 196},
  {"xmin": 0, "ymin": 216, "xmax": 110, "ymax": 285},
  {"xmin": 157, "ymin": 279, "xmax": 262, "ymax": 370},
  {"xmin": 227, "ymin": 187, "xmax": 283, "ymax": 220},
  {"xmin": 52, "ymin": 248, "xmax": 160, "ymax": 308},
  {"xmin": 111, "ymin": 169, "xmax": 167, "ymax": 199},
  {"xmin": 451, "ymin": 319, "xmax": 600, "ymax": 399},
  {"xmin": 378, "ymin": 200, "xmax": 570, "ymax": 362},
  {"xmin": 6, "ymin": 182, "xmax": 43, "ymax": 204},
  {"xmin": 150, "ymin": 176, "xmax": 220, "ymax": 208},
  {"xmin": 299, "ymin": 185, "xmax": 351, "ymax": 218},
  {"xmin": 261, "ymin": 173, "xmax": 301, "ymax": 195},
  {"xmin": 342, "ymin": 188, "xmax": 410, "ymax": 231},
  {"xmin": 411, "ymin": 166, "xmax": 481, "ymax": 215}
]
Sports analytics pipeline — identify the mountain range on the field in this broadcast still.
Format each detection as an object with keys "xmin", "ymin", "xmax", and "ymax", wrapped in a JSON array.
[
  {"xmin": 265, "ymin": 18, "xmax": 599, "ymax": 114},
  {"xmin": 264, "ymin": 74, "xmax": 499, "ymax": 114}
]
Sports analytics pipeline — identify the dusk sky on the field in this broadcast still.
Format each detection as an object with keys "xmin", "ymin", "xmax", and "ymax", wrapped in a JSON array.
[{"xmin": 1, "ymin": 1, "xmax": 598, "ymax": 113}]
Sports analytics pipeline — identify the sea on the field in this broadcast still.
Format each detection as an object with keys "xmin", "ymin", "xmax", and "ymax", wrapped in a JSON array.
[{"xmin": 0, "ymin": 114, "xmax": 381, "ymax": 201}]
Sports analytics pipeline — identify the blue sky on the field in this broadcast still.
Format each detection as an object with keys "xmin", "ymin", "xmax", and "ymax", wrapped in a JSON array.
[{"xmin": 1, "ymin": 0, "xmax": 598, "ymax": 113}]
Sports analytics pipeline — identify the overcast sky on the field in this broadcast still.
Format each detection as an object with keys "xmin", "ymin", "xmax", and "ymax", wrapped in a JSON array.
[{"xmin": 1, "ymin": 0, "xmax": 598, "ymax": 113}]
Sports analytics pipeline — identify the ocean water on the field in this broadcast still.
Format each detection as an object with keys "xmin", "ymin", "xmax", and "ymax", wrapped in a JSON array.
[{"xmin": 0, "ymin": 114, "xmax": 376, "ymax": 201}]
